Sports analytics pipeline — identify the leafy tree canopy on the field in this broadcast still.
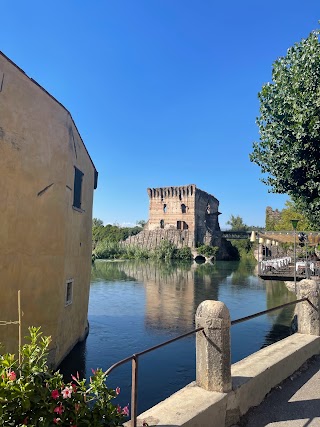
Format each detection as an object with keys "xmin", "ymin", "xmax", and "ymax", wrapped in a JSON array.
[
  {"xmin": 267, "ymin": 200, "xmax": 313, "ymax": 231},
  {"xmin": 92, "ymin": 223, "xmax": 142, "ymax": 244},
  {"xmin": 226, "ymin": 215, "xmax": 248, "ymax": 231},
  {"xmin": 136, "ymin": 219, "xmax": 147, "ymax": 228},
  {"xmin": 250, "ymin": 28, "xmax": 320, "ymax": 228},
  {"xmin": 92, "ymin": 217, "xmax": 104, "ymax": 227}
]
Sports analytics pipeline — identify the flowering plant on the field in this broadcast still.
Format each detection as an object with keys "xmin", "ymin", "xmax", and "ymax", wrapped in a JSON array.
[{"xmin": 0, "ymin": 327, "xmax": 127, "ymax": 426}]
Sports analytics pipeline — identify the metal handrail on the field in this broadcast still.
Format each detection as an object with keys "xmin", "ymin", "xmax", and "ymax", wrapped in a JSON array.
[
  {"xmin": 105, "ymin": 297, "xmax": 317, "ymax": 427},
  {"xmin": 231, "ymin": 297, "xmax": 318, "ymax": 325},
  {"xmin": 105, "ymin": 326, "xmax": 204, "ymax": 426}
]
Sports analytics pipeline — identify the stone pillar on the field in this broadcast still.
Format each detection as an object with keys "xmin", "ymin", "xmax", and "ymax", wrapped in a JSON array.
[
  {"xmin": 195, "ymin": 300, "xmax": 231, "ymax": 392},
  {"xmin": 296, "ymin": 279, "xmax": 320, "ymax": 336}
]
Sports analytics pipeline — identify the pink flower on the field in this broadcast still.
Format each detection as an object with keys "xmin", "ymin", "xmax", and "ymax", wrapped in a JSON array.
[
  {"xmin": 71, "ymin": 383, "xmax": 77, "ymax": 391},
  {"xmin": 117, "ymin": 405, "xmax": 122, "ymax": 414},
  {"xmin": 116, "ymin": 386, "xmax": 120, "ymax": 395},
  {"xmin": 51, "ymin": 390, "xmax": 59, "ymax": 399},
  {"xmin": 61, "ymin": 386, "xmax": 73, "ymax": 399},
  {"xmin": 53, "ymin": 418, "xmax": 61, "ymax": 424},
  {"xmin": 54, "ymin": 405, "xmax": 64, "ymax": 415},
  {"xmin": 91, "ymin": 368, "xmax": 96, "ymax": 375},
  {"xmin": 7, "ymin": 371, "xmax": 16, "ymax": 381},
  {"xmin": 122, "ymin": 405, "xmax": 130, "ymax": 416}
]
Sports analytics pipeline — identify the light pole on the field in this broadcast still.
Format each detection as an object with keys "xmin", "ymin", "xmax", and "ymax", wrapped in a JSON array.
[
  {"xmin": 291, "ymin": 219, "xmax": 299, "ymax": 293},
  {"xmin": 250, "ymin": 231, "xmax": 262, "ymax": 275}
]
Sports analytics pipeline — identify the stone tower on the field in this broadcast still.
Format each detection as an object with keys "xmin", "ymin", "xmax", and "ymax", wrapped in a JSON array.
[{"xmin": 146, "ymin": 184, "xmax": 221, "ymax": 247}]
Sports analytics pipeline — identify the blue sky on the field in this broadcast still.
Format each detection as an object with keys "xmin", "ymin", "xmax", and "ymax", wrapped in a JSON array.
[{"xmin": 1, "ymin": 1, "xmax": 320, "ymax": 228}]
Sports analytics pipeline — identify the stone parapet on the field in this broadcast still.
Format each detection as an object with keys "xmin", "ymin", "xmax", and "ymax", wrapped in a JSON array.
[{"xmin": 129, "ymin": 334, "xmax": 320, "ymax": 427}]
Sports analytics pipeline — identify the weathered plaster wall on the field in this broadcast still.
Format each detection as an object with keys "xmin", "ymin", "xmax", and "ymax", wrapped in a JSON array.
[{"xmin": 0, "ymin": 52, "xmax": 96, "ymax": 366}]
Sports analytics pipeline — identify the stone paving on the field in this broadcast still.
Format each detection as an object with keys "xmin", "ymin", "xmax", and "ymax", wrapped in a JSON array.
[{"xmin": 236, "ymin": 355, "xmax": 320, "ymax": 427}]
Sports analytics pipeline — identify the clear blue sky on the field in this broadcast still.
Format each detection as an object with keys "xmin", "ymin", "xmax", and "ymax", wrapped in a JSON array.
[{"xmin": 1, "ymin": 1, "xmax": 320, "ymax": 228}]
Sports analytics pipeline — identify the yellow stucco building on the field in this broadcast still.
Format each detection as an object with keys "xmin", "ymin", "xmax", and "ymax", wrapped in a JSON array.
[{"xmin": 0, "ymin": 51, "xmax": 98, "ymax": 366}]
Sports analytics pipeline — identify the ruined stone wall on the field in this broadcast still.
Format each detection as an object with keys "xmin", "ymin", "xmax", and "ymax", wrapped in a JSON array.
[
  {"xmin": 195, "ymin": 188, "xmax": 221, "ymax": 246},
  {"xmin": 125, "ymin": 229, "xmax": 194, "ymax": 249},
  {"xmin": 266, "ymin": 206, "xmax": 282, "ymax": 230}
]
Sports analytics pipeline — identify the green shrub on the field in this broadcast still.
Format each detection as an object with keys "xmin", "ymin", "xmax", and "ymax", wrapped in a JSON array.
[
  {"xmin": 94, "ymin": 240, "xmax": 125, "ymax": 259},
  {"xmin": 152, "ymin": 240, "xmax": 177, "ymax": 260},
  {"xmin": 0, "ymin": 327, "xmax": 125, "ymax": 427},
  {"xmin": 196, "ymin": 245, "xmax": 219, "ymax": 259},
  {"xmin": 175, "ymin": 246, "xmax": 192, "ymax": 260}
]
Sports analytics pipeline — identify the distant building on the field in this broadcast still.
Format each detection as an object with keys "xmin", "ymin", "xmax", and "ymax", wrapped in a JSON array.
[
  {"xmin": 0, "ymin": 51, "xmax": 98, "ymax": 366},
  {"xmin": 126, "ymin": 185, "xmax": 221, "ymax": 249}
]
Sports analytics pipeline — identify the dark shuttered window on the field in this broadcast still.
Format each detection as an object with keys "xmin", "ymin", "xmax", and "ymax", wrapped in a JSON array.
[{"xmin": 73, "ymin": 167, "xmax": 84, "ymax": 209}]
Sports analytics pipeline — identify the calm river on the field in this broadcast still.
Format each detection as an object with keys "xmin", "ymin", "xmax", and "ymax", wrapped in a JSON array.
[{"xmin": 59, "ymin": 259, "xmax": 295, "ymax": 415}]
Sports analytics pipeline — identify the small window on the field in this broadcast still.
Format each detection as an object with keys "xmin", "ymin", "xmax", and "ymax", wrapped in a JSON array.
[
  {"xmin": 177, "ymin": 221, "xmax": 182, "ymax": 230},
  {"xmin": 65, "ymin": 279, "xmax": 73, "ymax": 306},
  {"xmin": 163, "ymin": 204, "xmax": 167, "ymax": 213},
  {"xmin": 73, "ymin": 167, "xmax": 84, "ymax": 209},
  {"xmin": 160, "ymin": 219, "xmax": 164, "ymax": 229},
  {"xmin": 181, "ymin": 204, "xmax": 186, "ymax": 214}
]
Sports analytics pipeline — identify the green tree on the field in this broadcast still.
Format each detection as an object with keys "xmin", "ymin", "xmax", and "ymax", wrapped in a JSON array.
[
  {"xmin": 250, "ymin": 28, "xmax": 320, "ymax": 228},
  {"xmin": 226, "ymin": 215, "xmax": 248, "ymax": 231},
  {"xmin": 92, "ymin": 218, "xmax": 104, "ymax": 227},
  {"xmin": 271, "ymin": 200, "xmax": 313, "ymax": 231},
  {"xmin": 136, "ymin": 219, "xmax": 146, "ymax": 228}
]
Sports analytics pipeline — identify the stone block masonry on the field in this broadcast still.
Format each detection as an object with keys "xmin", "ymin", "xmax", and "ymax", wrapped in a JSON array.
[{"xmin": 125, "ymin": 185, "xmax": 222, "ymax": 249}]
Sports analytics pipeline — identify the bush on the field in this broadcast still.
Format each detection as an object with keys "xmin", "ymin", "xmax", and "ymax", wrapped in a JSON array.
[
  {"xmin": 175, "ymin": 246, "xmax": 192, "ymax": 260},
  {"xmin": 196, "ymin": 245, "xmax": 218, "ymax": 259},
  {"xmin": 94, "ymin": 240, "xmax": 125, "ymax": 260},
  {"xmin": 0, "ymin": 327, "xmax": 126, "ymax": 427},
  {"xmin": 152, "ymin": 240, "xmax": 177, "ymax": 261}
]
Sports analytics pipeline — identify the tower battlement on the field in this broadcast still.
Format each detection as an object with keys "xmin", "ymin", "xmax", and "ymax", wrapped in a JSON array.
[{"xmin": 147, "ymin": 185, "xmax": 196, "ymax": 199}]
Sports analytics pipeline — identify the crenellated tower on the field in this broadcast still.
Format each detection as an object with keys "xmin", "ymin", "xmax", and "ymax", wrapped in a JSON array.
[{"xmin": 146, "ymin": 184, "xmax": 221, "ymax": 247}]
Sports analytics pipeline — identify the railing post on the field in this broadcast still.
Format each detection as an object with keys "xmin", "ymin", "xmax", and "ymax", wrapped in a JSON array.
[
  {"xmin": 296, "ymin": 279, "xmax": 320, "ymax": 335},
  {"xmin": 195, "ymin": 300, "xmax": 231, "ymax": 392},
  {"xmin": 131, "ymin": 355, "xmax": 138, "ymax": 427}
]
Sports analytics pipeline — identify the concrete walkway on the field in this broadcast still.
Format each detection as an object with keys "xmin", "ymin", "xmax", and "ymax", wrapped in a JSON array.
[{"xmin": 240, "ymin": 355, "xmax": 320, "ymax": 427}]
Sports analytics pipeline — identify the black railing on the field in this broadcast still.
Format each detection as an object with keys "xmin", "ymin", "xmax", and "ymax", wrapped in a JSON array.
[{"xmin": 105, "ymin": 298, "xmax": 317, "ymax": 427}]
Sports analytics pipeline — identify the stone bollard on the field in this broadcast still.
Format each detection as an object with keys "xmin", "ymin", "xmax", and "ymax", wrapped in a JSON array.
[
  {"xmin": 296, "ymin": 279, "xmax": 320, "ymax": 336},
  {"xmin": 195, "ymin": 300, "xmax": 231, "ymax": 392}
]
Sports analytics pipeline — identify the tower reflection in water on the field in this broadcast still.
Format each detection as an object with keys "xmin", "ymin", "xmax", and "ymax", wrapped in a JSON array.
[{"xmin": 58, "ymin": 259, "xmax": 295, "ymax": 414}]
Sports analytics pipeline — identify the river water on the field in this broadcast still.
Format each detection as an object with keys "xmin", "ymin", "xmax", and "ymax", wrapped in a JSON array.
[{"xmin": 59, "ymin": 259, "xmax": 296, "ymax": 415}]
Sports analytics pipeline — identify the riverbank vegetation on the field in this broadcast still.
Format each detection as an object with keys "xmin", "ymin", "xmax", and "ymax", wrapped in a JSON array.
[
  {"xmin": 92, "ymin": 218, "xmax": 257, "ymax": 262},
  {"xmin": 93, "ymin": 239, "xmax": 193, "ymax": 261}
]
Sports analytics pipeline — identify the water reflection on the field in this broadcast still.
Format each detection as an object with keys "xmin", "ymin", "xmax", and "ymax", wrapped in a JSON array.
[{"xmin": 59, "ymin": 259, "xmax": 296, "ymax": 414}]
